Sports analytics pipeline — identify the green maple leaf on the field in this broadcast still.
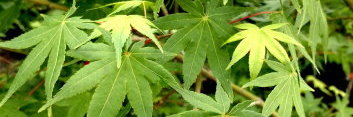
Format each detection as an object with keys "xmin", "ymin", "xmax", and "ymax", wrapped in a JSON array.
[
  {"xmin": 38, "ymin": 41, "xmax": 176, "ymax": 117},
  {"xmin": 0, "ymin": 1, "xmax": 95, "ymax": 106},
  {"xmin": 223, "ymin": 23, "xmax": 304, "ymax": 78},
  {"xmin": 96, "ymin": 0, "xmax": 163, "ymax": 18},
  {"xmin": 90, "ymin": 15, "xmax": 163, "ymax": 68},
  {"xmin": 154, "ymin": 0, "xmax": 248, "ymax": 98},
  {"xmin": 169, "ymin": 82, "xmax": 263, "ymax": 117},
  {"xmin": 243, "ymin": 60, "xmax": 313, "ymax": 117}
]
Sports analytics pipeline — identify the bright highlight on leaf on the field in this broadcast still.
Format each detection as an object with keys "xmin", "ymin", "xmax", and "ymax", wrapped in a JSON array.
[
  {"xmin": 90, "ymin": 15, "xmax": 163, "ymax": 68},
  {"xmin": 224, "ymin": 23, "xmax": 304, "ymax": 78}
]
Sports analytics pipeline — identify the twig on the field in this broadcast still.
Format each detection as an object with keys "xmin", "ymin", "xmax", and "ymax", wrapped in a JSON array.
[
  {"xmin": 346, "ymin": 80, "xmax": 353, "ymax": 98},
  {"xmin": 229, "ymin": 11, "xmax": 281, "ymax": 24},
  {"xmin": 28, "ymin": 0, "xmax": 69, "ymax": 11},
  {"xmin": 154, "ymin": 90, "xmax": 176, "ymax": 108},
  {"xmin": 195, "ymin": 77, "xmax": 204, "ymax": 93},
  {"xmin": 28, "ymin": 80, "xmax": 45, "ymax": 96},
  {"xmin": 0, "ymin": 56, "xmax": 12, "ymax": 64},
  {"xmin": 161, "ymin": 4, "xmax": 169, "ymax": 16}
]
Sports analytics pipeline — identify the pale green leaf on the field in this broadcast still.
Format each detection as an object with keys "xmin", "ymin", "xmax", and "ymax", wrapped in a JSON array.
[
  {"xmin": 0, "ymin": 38, "xmax": 54, "ymax": 106},
  {"xmin": 278, "ymin": 80, "xmax": 293, "ymax": 117},
  {"xmin": 92, "ymin": 15, "xmax": 163, "ymax": 68},
  {"xmin": 234, "ymin": 23, "xmax": 259, "ymax": 30},
  {"xmin": 132, "ymin": 47, "xmax": 176, "ymax": 60},
  {"xmin": 109, "ymin": 1, "xmax": 148, "ymax": 15},
  {"xmin": 130, "ymin": 56, "xmax": 182, "ymax": 91},
  {"xmin": 0, "ymin": 2, "xmax": 93, "ymax": 108},
  {"xmin": 177, "ymin": 90, "xmax": 223, "ymax": 114},
  {"xmin": 183, "ymin": 22, "xmax": 208, "ymax": 89},
  {"xmin": 0, "ymin": 26, "xmax": 52, "ymax": 49},
  {"xmin": 242, "ymin": 72, "xmax": 289, "ymax": 88},
  {"xmin": 262, "ymin": 78, "xmax": 289, "ymax": 116},
  {"xmin": 215, "ymin": 82, "xmax": 231, "ymax": 113},
  {"xmin": 130, "ymin": 15, "xmax": 163, "ymax": 52},
  {"xmin": 66, "ymin": 42, "xmax": 115, "ymax": 61},
  {"xmin": 205, "ymin": 21, "xmax": 234, "ymax": 99},
  {"xmin": 265, "ymin": 60, "xmax": 291, "ymax": 73},
  {"xmin": 222, "ymin": 31, "xmax": 247, "ymax": 46},
  {"xmin": 263, "ymin": 29, "xmax": 304, "ymax": 48},
  {"xmin": 226, "ymin": 38, "xmax": 251, "ymax": 69},
  {"xmin": 38, "ymin": 59, "xmax": 116, "ymax": 112},
  {"xmin": 265, "ymin": 37, "xmax": 290, "ymax": 62},
  {"xmin": 228, "ymin": 100, "xmax": 253, "ymax": 115},
  {"xmin": 224, "ymin": 23, "xmax": 295, "ymax": 78},
  {"xmin": 249, "ymin": 39, "xmax": 265, "ymax": 78},
  {"xmin": 45, "ymin": 36, "xmax": 66, "ymax": 100},
  {"xmin": 87, "ymin": 68, "xmax": 127, "ymax": 117},
  {"xmin": 292, "ymin": 78, "xmax": 305, "ymax": 117},
  {"xmin": 238, "ymin": 110, "xmax": 264, "ymax": 117},
  {"xmin": 126, "ymin": 57, "xmax": 153, "ymax": 117}
]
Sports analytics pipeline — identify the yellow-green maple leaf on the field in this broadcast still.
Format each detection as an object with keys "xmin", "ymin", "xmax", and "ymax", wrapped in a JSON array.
[
  {"xmin": 224, "ymin": 23, "xmax": 304, "ymax": 78},
  {"xmin": 90, "ymin": 15, "xmax": 163, "ymax": 68}
]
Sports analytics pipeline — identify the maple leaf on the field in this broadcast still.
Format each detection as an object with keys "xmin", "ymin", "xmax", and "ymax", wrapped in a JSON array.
[
  {"xmin": 96, "ymin": 0, "xmax": 163, "ymax": 18},
  {"xmin": 243, "ymin": 60, "xmax": 313, "ymax": 117},
  {"xmin": 90, "ymin": 15, "xmax": 163, "ymax": 68},
  {"xmin": 38, "ymin": 41, "xmax": 176, "ymax": 117},
  {"xmin": 154, "ymin": 0, "xmax": 248, "ymax": 98},
  {"xmin": 223, "ymin": 23, "xmax": 304, "ymax": 78},
  {"xmin": 0, "ymin": 1, "xmax": 95, "ymax": 107},
  {"xmin": 169, "ymin": 82, "xmax": 263, "ymax": 117}
]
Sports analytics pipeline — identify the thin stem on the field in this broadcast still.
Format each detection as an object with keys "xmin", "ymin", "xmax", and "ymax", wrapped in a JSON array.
[
  {"xmin": 0, "ymin": 56, "xmax": 12, "ymax": 64},
  {"xmin": 28, "ymin": 0, "xmax": 69, "ymax": 11},
  {"xmin": 195, "ymin": 76, "xmax": 204, "ymax": 93},
  {"xmin": 28, "ymin": 80, "xmax": 45, "ymax": 96},
  {"xmin": 161, "ymin": 4, "xmax": 169, "ymax": 16}
]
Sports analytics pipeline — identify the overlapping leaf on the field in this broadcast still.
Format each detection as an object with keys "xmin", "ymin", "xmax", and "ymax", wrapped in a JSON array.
[
  {"xmin": 295, "ymin": 0, "xmax": 328, "ymax": 61},
  {"xmin": 38, "ymin": 41, "xmax": 176, "ymax": 117},
  {"xmin": 154, "ymin": 0, "xmax": 248, "ymax": 98},
  {"xmin": 96, "ymin": 0, "xmax": 163, "ymax": 18},
  {"xmin": 169, "ymin": 82, "xmax": 263, "ymax": 117},
  {"xmin": 243, "ymin": 60, "xmax": 314, "ymax": 117},
  {"xmin": 0, "ymin": 1, "xmax": 95, "ymax": 107},
  {"xmin": 223, "ymin": 23, "xmax": 304, "ymax": 78},
  {"xmin": 90, "ymin": 15, "xmax": 163, "ymax": 68}
]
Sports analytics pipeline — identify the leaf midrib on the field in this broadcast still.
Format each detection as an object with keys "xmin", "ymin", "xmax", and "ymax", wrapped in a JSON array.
[
  {"xmin": 97, "ymin": 58, "xmax": 127, "ymax": 117},
  {"xmin": 127, "ymin": 57, "xmax": 148, "ymax": 117}
]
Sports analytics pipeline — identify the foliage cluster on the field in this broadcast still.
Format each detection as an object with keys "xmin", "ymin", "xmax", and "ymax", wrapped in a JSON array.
[{"xmin": 0, "ymin": 0, "xmax": 353, "ymax": 117}]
